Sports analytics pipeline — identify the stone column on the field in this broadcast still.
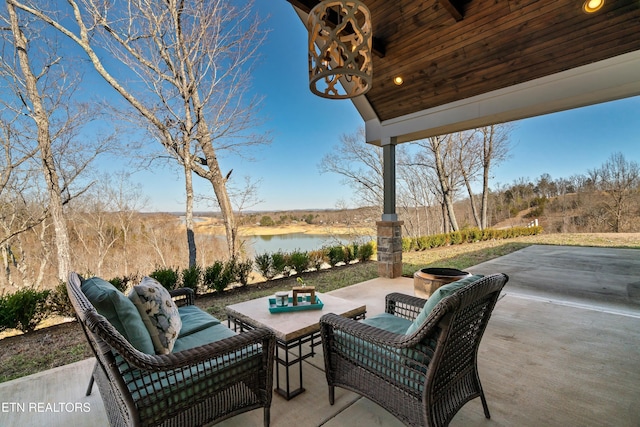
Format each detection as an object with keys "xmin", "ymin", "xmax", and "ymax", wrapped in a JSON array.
[{"xmin": 377, "ymin": 220, "xmax": 404, "ymax": 278}]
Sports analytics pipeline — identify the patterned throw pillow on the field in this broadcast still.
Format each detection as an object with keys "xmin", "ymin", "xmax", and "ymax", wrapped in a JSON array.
[{"xmin": 129, "ymin": 276, "xmax": 182, "ymax": 354}]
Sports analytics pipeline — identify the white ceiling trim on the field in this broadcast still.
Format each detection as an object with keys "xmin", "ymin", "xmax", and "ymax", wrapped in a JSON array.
[{"xmin": 362, "ymin": 50, "xmax": 640, "ymax": 145}]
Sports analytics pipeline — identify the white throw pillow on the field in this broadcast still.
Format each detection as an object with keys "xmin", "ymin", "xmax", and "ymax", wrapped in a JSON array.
[{"xmin": 129, "ymin": 276, "xmax": 182, "ymax": 354}]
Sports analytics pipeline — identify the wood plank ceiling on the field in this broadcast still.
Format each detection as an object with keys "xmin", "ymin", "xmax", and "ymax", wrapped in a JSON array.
[{"xmin": 287, "ymin": 0, "xmax": 640, "ymax": 123}]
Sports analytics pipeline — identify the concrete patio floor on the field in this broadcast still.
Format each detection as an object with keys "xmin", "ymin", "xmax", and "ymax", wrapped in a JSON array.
[{"xmin": 1, "ymin": 244, "xmax": 639, "ymax": 427}]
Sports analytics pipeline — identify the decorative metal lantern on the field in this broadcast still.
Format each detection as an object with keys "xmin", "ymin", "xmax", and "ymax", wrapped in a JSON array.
[{"xmin": 308, "ymin": 0, "xmax": 373, "ymax": 99}]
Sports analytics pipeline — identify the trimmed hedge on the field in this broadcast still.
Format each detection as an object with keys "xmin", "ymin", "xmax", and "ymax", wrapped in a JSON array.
[
  {"xmin": 251, "ymin": 242, "xmax": 375, "ymax": 280},
  {"xmin": 402, "ymin": 226, "xmax": 543, "ymax": 252}
]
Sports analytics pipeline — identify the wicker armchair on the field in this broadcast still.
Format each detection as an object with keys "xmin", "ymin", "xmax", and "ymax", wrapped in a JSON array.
[
  {"xmin": 320, "ymin": 273, "xmax": 508, "ymax": 427},
  {"xmin": 68, "ymin": 272, "xmax": 275, "ymax": 427}
]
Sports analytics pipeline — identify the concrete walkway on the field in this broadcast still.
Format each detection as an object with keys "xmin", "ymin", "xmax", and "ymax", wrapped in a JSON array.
[{"xmin": 1, "ymin": 245, "xmax": 639, "ymax": 426}]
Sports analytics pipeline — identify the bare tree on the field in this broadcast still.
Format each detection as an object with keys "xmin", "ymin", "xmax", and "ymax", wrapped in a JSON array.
[
  {"xmin": 3, "ymin": 2, "xmax": 74, "ymax": 283},
  {"xmin": 5, "ymin": 2, "xmax": 75, "ymax": 281},
  {"xmin": 397, "ymin": 152, "xmax": 439, "ymax": 237},
  {"xmin": 452, "ymin": 130, "xmax": 482, "ymax": 227},
  {"xmin": 590, "ymin": 152, "xmax": 640, "ymax": 232},
  {"xmin": 320, "ymin": 125, "xmax": 509, "ymax": 235},
  {"xmin": 0, "ymin": 174, "xmax": 48, "ymax": 287},
  {"xmin": 0, "ymin": 109, "xmax": 59, "ymax": 289},
  {"xmin": 318, "ymin": 127, "xmax": 385, "ymax": 210},
  {"xmin": 475, "ymin": 125, "xmax": 511, "ymax": 229},
  {"xmin": 0, "ymin": 112, "xmax": 44, "ymax": 252},
  {"xmin": 10, "ymin": 0, "xmax": 270, "ymax": 262},
  {"xmin": 451, "ymin": 125, "xmax": 512, "ymax": 230},
  {"xmin": 412, "ymin": 135, "xmax": 462, "ymax": 232},
  {"xmin": 109, "ymin": 173, "xmax": 148, "ymax": 276},
  {"xmin": 70, "ymin": 196, "xmax": 118, "ymax": 278},
  {"xmin": 68, "ymin": 172, "xmax": 147, "ymax": 277},
  {"xmin": 3, "ymin": 2, "xmax": 116, "ymax": 282}
]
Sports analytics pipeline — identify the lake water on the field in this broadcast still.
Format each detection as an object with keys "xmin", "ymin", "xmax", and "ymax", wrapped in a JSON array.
[{"xmin": 243, "ymin": 233, "xmax": 373, "ymax": 255}]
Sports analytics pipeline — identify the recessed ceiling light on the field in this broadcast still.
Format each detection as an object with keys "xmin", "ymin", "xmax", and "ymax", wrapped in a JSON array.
[
  {"xmin": 393, "ymin": 76, "xmax": 404, "ymax": 85},
  {"xmin": 583, "ymin": 0, "xmax": 604, "ymax": 13}
]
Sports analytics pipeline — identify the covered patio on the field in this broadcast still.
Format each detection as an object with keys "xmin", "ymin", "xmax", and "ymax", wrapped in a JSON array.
[
  {"xmin": 288, "ymin": 0, "xmax": 640, "ymax": 278},
  {"xmin": 2, "ymin": 1, "xmax": 639, "ymax": 425},
  {"xmin": 2, "ymin": 245, "xmax": 639, "ymax": 426}
]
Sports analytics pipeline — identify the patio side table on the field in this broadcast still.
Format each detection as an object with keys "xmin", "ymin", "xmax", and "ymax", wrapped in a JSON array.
[{"xmin": 226, "ymin": 292, "xmax": 366, "ymax": 400}]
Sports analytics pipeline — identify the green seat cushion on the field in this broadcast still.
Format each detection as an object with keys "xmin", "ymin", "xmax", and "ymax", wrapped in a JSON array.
[
  {"xmin": 118, "ymin": 339, "xmax": 264, "ymax": 425},
  {"xmin": 333, "ymin": 328, "xmax": 429, "ymax": 394},
  {"xmin": 177, "ymin": 306, "xmax": 221, "ymax": 338},
  {"xmin": 405, "ymin": 274, "xmax": 484, "ymax": 335},
  {"xmin": 81, "ymin": 277, "xmax": 155, "ymax": 354},
  {"xmin": 362, "ymin": 313, "xmax": 413, "ymax": 334},
  {"xmin": 173, "ymin": 323, "xmax": 237, "ymax": 353}
]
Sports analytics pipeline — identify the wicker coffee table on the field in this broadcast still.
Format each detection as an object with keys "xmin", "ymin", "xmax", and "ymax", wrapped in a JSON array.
[{"xmin": 226, "ymin": 292, "xmax": 366, "ymax": 400}]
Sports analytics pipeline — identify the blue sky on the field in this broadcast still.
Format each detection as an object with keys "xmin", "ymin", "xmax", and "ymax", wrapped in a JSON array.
[{"xmin": 132, "ymin": 1, "xmax": 640, "ymax": 212}]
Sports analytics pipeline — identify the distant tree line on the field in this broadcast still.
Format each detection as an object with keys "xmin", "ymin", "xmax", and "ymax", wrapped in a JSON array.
[
  {"xmin": 488, "ymin": 152, "xmax": 640, "ymax": 233},
  {"xmin": 320, "ymin": 128, "xmax": 639, "ymax": 237}
]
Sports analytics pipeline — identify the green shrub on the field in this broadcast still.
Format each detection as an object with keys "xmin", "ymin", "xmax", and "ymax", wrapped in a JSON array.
[
  {"xmin": 108, "ymin": 277, "xmax": 128, "ymax": 293},
  {"xmin": 358, "ymin": 241, "xmax": 375, "ymax": 262},
  {"xmin": 449, "ymin": 231, "xmax": 464, "ymax": 245},
  {"xmin": 415, "ymin": 236, "xmax": 430, "ymax": 250},
  {"xmin": 344, "ymin": 244, "xmax": 357, "ymax": 264},
  {"xmin": 150, "ymin": 267, "xmax": 179, "ymax": 291},
  {"xmin": 430, "ymin": 233, "xmax": 449, "ymax": 248},
  {"xmin": 0, "ymin": 293, "xmax": 9, "ymax": 332},
  {"xmin": 224, "ymin": 257, "xmax": 238, "ymax": 286},
  {"xmin": 0, "ymin": 288, "xmax": 51, "ymax": 333},
  {"xmin": 234, "ymin": 258, "xmax": 253, "ymax": 286},
  {"xmin": 254, "ymin": 253, "xmax": 274, "ymax": 280},
  {"xmin": 271, "ymin": 251, "xmax": 289, "ymax": 277},
  {"xmin": 401, "ymin": 237, "xmax": 413, "ymax": 252},
  {"xmin": 518, "ymin": 225, "xmax": 543, "ymax": 236},
  {"xmin": 327, "ymin": 245, "xmax": 345, "ymax": 267},
  {"xmin": 47, "ymin": 282, "xmax": 75, "ymax": 319},
  {"xmin": 309, "ymin": 249, "xmax": 327, "ymax": 270},
  {"xmin": 181, "ymin": 265, "xmax": 201, "ymax": 293},
  {"xmin": 465, "ymin": 228, "xmax": 483, "ymax": 242},
  {"xmin": 215, "ymin": 259, "xmax": 239, "ymax": 292},
  {"xmin": 482, "ymin": 228, "xmax": 498, "ymax": 240},
  {"xmin": 288, "ymin": 250, "xmax": 310, "ymax": 274},
  {"xmin": 203, "ymin": 261, "xmax": 226, "ymax": 292},
  {"xmin": 401, "ymin": 226, "xmax": 544, "ymax": 253},
  {"xmin": 107, "ymin": 273, "xmax": 140, "ymax": 294},
  {"xmin": 202, "ymin": 260, "xmax": 236, "ymax": 293}
]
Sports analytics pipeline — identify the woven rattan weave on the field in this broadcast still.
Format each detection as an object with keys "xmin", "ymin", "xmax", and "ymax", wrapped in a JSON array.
[
  {"xmin": 320, "ymin": 273, "xmax": 508, "ymax": 427},
  {"xmin": 68, "ymin": 272, "xmax": 275, "ymax": 427}
]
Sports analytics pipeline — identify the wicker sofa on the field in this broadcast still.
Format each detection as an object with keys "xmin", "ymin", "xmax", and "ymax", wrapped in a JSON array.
[
  {"xmin": 320, "ymin": 273, "xmax": 508, "ymax": 427},
  {"xmin": 67, "ymin": 272, "xmax": 275, "ymax": 427}
]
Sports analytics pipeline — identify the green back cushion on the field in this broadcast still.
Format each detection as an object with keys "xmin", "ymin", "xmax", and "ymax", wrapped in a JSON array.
[
  {"xmin": 405, "ymin": 274, "xmax": 484, "ymax": 335},
  {"xmin": 362, "ymin": 313, "xmax": 413, "ymax": 335},
  {"xmin": 81, "ymin": 277, "xmax": 155, "ymax": 354}
]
